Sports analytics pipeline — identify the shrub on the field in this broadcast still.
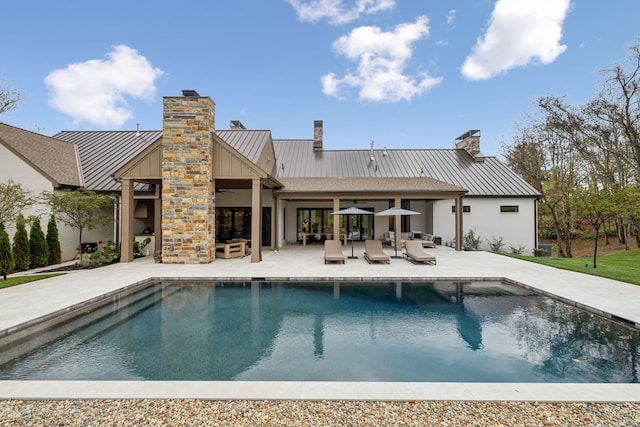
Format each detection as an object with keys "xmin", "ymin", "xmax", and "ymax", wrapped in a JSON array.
[
  {"xmin": 89, "ymin": 239, "xmax": 120, "ymax": 264},
  {"xmin": 29, "ymin": 217, "xmax": 49, "ymax": 268},
  {"xmin": 488, "ymin": 236, "xmax": 505, "ymax": 252},
  {"xmin": 532, "ymin": 248, "xmax": 547, "ymax": 257},
  {"xmin": 46, "ymin": 215, "xmax": 62, "ymax": 265},
  {"xmin": 509, "ymin": 244, "xmax": 526, "ymax": 255},
  {"xmin": 0, "ymin": 222, "xmax": 14, "ymax": 280},
  {"xmin": 133, "ymin": 237, "xmax": 151, "ymax": 258},
  {"xmin": 12, "ymin": 214, "xmax": 30, "ymax": 271},
  {"xmin": 463, "ymin": 229, "xmax": 482, "ymax": 251}
]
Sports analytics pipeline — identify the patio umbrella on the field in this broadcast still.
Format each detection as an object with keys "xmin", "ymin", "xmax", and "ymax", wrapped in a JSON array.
[
  {"xmin": 330, "ymin": 207, "xmax": 374, "ymax": 259},
  {"xmin": 375, "ymin": 207, "xmax": 421, "ymax": 258}
]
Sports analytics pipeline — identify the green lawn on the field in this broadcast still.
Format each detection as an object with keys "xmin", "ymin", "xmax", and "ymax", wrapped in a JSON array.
[
  {"xmin": 504, "ymin": 249, "xmax": 640, "ymax": 285},
  {"xmin": 0, "ymin": 274, "xmax": 65, "ymax": 290}
]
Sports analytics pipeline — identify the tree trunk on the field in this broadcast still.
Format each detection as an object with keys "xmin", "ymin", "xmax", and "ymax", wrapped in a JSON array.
[{"xmin": 592, "ymin": 228, "xmax": 599, "ymax": 269}]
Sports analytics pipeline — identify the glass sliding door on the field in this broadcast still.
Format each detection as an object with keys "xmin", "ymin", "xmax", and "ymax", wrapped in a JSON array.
[
  {"xmin": 216, "ymin": 207, "xmax": 251, "ymax": 241},
  {"xmin": 297, "ymin": 208, "xmax": 335, "ymax": 242},
  {"xmin": 343, "ymin": 208, "xmax": 374, "ymax": 241}
]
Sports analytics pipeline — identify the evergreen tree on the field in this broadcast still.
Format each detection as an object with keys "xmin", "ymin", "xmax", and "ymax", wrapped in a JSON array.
[
  {"xmin": 46, "ymin": 215, "xmax": 62, "ymax": 265},
  {"xmin": 29, "ymin": 217, "xmax": 49, "ymax": 268},
  {"xmin": 12, "ymin": 214, "xmax": 30, "ymax": 271},
  {"xmin": 0, "ymin": 222, "xmax": 14, "ymax": 280}
]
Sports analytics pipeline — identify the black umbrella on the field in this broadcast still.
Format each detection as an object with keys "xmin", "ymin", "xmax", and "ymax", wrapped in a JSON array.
[{"xmin": 330, "ymin": 207, "xmax": 374, "ymax": 259}]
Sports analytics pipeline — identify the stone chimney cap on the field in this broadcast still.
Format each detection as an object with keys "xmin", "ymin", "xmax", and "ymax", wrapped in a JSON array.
[
  {"xmin": 455, "ymin": 129, "xmax": 480, "ymax": 142},
  {"xmin": 182, "ymin": 89, "xmax": 200, "ymax": 97},
  {"xmin": 230, "ymin": 120, "xmax": 246, "ymax": 130}
]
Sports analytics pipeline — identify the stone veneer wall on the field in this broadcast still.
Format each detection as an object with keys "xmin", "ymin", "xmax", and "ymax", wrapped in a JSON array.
[{"xmin": 161, "ymin": 95, "xmax": 216, "ymax": 263}]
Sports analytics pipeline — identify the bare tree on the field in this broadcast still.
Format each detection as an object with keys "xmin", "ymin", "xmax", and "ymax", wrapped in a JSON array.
[
  {"xmin": 503, "ymin": 118, "xmax": 581, "ymax": 258},
  {"xmin": 0, "ymin": 72, "xmax": 22, "ymax": 117}
]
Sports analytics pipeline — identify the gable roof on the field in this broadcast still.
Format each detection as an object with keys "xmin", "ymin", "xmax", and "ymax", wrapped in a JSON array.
[
  {"xmin": 273, "ymin": 139, "xmax": 540, "ymax": 197},
  {"xmin": 0, "ymin": 123, "xmax": 82, "ymax": 187},
  {"xmin": 215, "ymin": 130, "xmax": 271, "ymax": 165},
  {"xmin": 54, "ymin": 130, "xmax": 162, "ymax": 192}
]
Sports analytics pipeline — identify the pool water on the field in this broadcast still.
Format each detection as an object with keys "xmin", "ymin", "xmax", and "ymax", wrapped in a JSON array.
[{"xmin": 1, "ymin": 280, "xmax": 638, "ymax": 382}]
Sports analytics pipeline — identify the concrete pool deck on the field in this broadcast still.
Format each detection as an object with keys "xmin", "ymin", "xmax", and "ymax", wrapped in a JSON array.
[{"xmin": 1, "ymin": 243, "xmax": 640, "ymax": 401}]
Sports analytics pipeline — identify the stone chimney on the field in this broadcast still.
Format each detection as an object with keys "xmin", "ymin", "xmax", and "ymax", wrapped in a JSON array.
[
  {"xmin": 313, "ymin": 120, "xmax": 323, "ymax": 151},
  {"xmin": 455, "ymin": 130, "xmax": 484, "ymax": 160},
  {"xmin": 161, "ymin": 90, "xmax": 216, "ymax": 263}
]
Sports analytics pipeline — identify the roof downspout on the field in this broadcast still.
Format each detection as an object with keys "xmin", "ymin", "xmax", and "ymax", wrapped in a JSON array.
[{"xmin": 73, "ymin": 144, "xmax": 86, "ymax": 188}]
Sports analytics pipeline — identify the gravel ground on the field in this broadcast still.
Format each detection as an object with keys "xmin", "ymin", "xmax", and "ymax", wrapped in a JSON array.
[{"xmin": 1, "ymin": 400, "xmax": 639, "ymax": 426}]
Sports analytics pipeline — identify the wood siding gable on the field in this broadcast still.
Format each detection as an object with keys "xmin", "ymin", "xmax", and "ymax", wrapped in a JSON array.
[
  {"xmin": 213, "ymin": 134, "xmax": 267, "ymax": 179},
  {"xmin": 113, "ymin": 139, "xmax": 162, "ymax": 181}
]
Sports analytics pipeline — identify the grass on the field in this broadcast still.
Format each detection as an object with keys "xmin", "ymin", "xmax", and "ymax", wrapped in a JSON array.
[
  {"xmin": 504, "ymin": 248, "xmax": 640, "ymax": 286},
  {"xmin": 0, "ymin": 274, "xmax": 65, "ymax": 290}
]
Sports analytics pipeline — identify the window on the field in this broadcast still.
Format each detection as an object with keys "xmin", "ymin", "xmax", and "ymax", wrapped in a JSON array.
[
  {"xmin": 451, "ymin": 205, "xmax": 470, "ymax": 213},
  {"xmin": 500, "ymin": 205, "xmax": 519, "ymax": 213}
]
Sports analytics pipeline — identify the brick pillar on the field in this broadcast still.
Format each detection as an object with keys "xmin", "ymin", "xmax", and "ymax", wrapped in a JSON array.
[{"xmin": 161, "ymin": 93, "xmax": 216, "ymax": 264}]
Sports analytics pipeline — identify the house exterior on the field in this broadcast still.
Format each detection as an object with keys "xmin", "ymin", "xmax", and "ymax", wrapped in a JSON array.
[
  {"xmin": 1, "ymin": 90, "xmax": 540, "ymax": 264},
  {"xmin": 0, "ymin": 123, "xmax": 87, "ymax": 260}
]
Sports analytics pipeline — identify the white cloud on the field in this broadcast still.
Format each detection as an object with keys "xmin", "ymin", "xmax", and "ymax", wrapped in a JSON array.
[
  {"xmin": 287, "ymin": 0, "xmax": 395, "ymax": 25},
  {"xmin": 461, "ymin": 0, "xmax": 570, "ymax": 80},
  {"xmin": 447, "ymin": 9, "xmax": 456, "ymax": 25},
  {"xmin": 322, "ymin": 16, "xmax": 443, "ymax": 102},
  {"xmin": 45, "ymin": 45, "xmax": 164, "ymax": 127}
]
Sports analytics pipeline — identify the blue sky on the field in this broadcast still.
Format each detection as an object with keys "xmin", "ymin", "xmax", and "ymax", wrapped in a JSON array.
[{"xmin": 2, "ymin": 0, "xmax": 639, "ymax": 156}]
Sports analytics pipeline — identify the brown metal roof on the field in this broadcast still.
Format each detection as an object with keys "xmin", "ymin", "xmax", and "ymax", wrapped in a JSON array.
[
  {"xmin": 0, "ymin": 123, "xmax": 82, "ymax": 187},
  {"xmin": 54, "ymin": 130, "xmax": 162, "ymax": 192},
  {"xmin": 273, "ymin": 139, "xmax": 539, "ymax": 197}
]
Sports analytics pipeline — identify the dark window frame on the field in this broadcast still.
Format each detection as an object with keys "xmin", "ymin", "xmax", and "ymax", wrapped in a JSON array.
[
  {"xmin": 500, "ymin": 205, "xmax": 519, "ymax": 213},
  {"xmin": 451, "ymin": 205, "xmax": 471, "ymax": 213}
]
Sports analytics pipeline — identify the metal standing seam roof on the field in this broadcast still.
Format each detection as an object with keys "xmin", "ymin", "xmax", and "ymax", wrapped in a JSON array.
[
  {"xmin": 276, "ymin": 177, "xmax": 466, "ymax": 194},
  {"xmin": 54, "ymin": 130, "xmax": 163, "ymax": 192},
  {"xmin": 273, "ymin": 139, "xmax": 540, "ymax": 197},
  {"xmin": 0, "ymin": 123, "xmax": 82, "ymax": 187},
  {"xmin": 215, "ymin": 129, "xmax": 272, "ymax": 165}
]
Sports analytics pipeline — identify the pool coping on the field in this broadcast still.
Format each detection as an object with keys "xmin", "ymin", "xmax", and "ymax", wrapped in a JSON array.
[
  {"xmin": 2, "ymin": 249, "xmax": 640, "ymax": 401},
  {"xmin": 1, "ymin": 380, "xmax": 639, "ymax": 402},
  {"xmin": 1, "ymin": 276, "xmax": 640, "ymax": 401}
]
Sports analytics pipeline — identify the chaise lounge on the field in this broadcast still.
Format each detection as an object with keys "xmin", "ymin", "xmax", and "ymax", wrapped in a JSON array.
[
  {"xmin": 324, "ymin": 239, "xmax": 345, "ymax": 264},
  {"xmin": 403, "ymin": 240, "xmax": 437, "ymax": 265},
  {"xmin": 382, "ymin": 231, "xmax": 437, "ymax": 249},
  {"xmin": 364, "ymin": 240, "xmax": 390, "ymax": 264}
]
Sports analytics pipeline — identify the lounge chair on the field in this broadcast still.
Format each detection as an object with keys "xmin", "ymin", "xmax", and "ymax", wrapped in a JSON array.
[
  {"xmin": 418, "ymin": 233, "xmax": 437, "ymax": 248},
  {"xmin": 404, "ymin": 240, "xmax": 436, "ymax": 265},
  {"xmin": 324, "ymin": 239, "xmax": 345, "ymax": 264},
  {"xmin": 364, "ymin": 240, "xmax": 390, "ymax": 264}
]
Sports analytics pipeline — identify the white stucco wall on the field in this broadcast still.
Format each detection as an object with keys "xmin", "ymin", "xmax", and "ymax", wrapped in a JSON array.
[
  {"xmin": 1, "ymin": 144, "xmax": 114, "ymax": 262},
  {"xmin": 433, "ymin": 197, "xmax": 537, "ymax": 253},
  {"xmin": 277, "ymin": 199, "xmax": 434, "ymax": 245}
]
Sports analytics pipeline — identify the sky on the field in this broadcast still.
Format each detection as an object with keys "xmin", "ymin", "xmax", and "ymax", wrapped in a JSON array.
[{"xmin": 1, "ymin": 0, "xmax": 639, "ymax": 157}]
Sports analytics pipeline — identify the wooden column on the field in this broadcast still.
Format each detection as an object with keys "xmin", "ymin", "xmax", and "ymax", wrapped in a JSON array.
[
  {"xmin": 333, "ymin": 198, "xmax": 340, "ymax": 244},
  {"xmin": 394, "ymin": 197, "xmax": 401, "ymax": 252},
  {"xmin": 251, "ymin": 178, "xmax": 262, "ymax": 262},
  {"xmin": 121, "ymin": 178, "xmax": 134, "ymax": 262},
  {"xmin": 273, "ymin": 196, "xmax": 280, "ymax": 250},
  {"xmin": 154, "ymin": 196, "xmax": 162, "ymax": 256},
  {"xmin": 455, "ymin": 196, "xmax": 463, "ymax": 251}
]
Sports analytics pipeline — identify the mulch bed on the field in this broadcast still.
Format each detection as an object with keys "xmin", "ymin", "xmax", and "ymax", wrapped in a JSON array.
[{"xmin": 39, "ymin": 262, "xmax": 117, "ymax": 273}]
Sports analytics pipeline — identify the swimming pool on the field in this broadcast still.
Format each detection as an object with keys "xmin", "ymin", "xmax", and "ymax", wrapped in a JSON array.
[{"xmin": 1, "ymin": 279, "xmax": 638, "ymax": 382}]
